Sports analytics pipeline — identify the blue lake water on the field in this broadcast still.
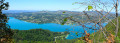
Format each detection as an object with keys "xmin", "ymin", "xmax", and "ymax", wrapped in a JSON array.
[{"xmin": 7, "ymin": 17, "xmax": 108, "ymax": 39}]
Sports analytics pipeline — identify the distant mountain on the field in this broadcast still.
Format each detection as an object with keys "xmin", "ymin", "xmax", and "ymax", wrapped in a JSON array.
[
  {"xmin": 2, "ymin": 10, "xmax": 39, "ymax": 14},
  {"xmin": 3, "ymin": 10, "xmax": 116, "ymax": 15}
]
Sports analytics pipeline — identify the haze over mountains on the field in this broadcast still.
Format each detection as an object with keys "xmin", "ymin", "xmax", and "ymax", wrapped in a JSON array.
[
  {"xmin": 2, "ymin": 10, "xmax": 39, "ymax": 13},
  {"xmin": 3, "ymin": 10, "xmax": 117, "ymax": 15}
]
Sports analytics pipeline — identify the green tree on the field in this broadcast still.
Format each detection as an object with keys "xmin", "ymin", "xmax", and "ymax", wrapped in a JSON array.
[{"xmin": 0, "ymin": 0, "xmax": 13, "ymax": 43}]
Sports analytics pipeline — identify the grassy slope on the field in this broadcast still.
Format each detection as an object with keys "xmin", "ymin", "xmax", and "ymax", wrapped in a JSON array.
[
  {"xmin": 105, "ymin": 17, "xmax": 120, "ymax": 37},
  {"xmin": 88, "ymin": 17, "xmax": 120, "ymax": 43}
]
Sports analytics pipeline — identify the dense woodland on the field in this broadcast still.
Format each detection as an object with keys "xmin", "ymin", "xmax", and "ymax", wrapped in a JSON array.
[{"xmin": 12, "ymin": 29, "xmax": 69, "ymax": 43}]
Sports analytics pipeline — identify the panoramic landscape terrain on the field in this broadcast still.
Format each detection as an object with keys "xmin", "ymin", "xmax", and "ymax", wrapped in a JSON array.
[{"xmin": 0, "ymin": 0, "xmax": 120, "ymax": 43}]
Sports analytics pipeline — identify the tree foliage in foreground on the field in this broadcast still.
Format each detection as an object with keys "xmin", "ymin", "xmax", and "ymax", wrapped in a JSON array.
[
  {"xmin": 0, "ymin": 0, "xmax": 13, "ymax": 43},
  {"xmin": 61, "ymin": 0, "xmax": 120, "ymax": 43}
]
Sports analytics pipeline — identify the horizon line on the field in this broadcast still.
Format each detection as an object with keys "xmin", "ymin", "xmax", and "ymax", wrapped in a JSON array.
[{"xmin": 3, "ymin": 10, "xmax": 117, "ymax": 13}]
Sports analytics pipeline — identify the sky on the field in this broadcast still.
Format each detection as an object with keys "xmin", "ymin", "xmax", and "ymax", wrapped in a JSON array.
[
  {"xmin": 5, "ymin": 0, "xmax": 120, "ymax": 12},
  {"xmin": 5, "ymin": 0, "xmax": 82, "ymax": 11}
]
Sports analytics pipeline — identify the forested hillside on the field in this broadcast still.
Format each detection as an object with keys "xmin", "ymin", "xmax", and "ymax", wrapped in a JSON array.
[{"xmin": 13, "ymin": 29, "xmax": 69, "ymax": 43}]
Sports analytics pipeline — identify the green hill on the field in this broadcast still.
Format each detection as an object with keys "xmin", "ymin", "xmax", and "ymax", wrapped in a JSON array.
[
  {"xmin": 88, "ymin": 17, "xmax": 120, "ymax": 43},
  {"xmin": 105, "ymin": 17, "xmax": 120, "ymax": 37},
  {"xmin": 105, "ymin": 17, "xmax": 120, "ymax": 42},
  {"xmin": 13, "ymin": 29, "xmax": 69, "ymax": 43}
]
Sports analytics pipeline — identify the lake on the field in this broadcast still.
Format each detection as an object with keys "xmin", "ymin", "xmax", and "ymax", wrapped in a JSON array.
[{"xmin": 7, "ymin": 17, "xmax": 108, "ymax": 39}]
